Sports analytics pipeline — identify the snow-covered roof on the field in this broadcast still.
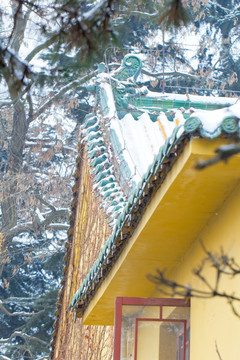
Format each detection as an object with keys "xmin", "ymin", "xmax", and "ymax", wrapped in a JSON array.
[{"xmin": 70, "ymin": 54, "xmax": 240, "ymax": 315}]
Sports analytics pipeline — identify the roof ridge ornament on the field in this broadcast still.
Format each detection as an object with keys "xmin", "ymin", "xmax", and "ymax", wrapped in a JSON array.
[{"xmin": 113, "ymin": 54, "xmax": 142, "ymax": 81}]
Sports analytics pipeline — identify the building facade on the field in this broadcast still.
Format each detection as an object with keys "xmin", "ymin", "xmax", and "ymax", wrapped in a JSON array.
[{"xmin": 51, "ymin": 55, "xmax": 240, "ymax": 360}]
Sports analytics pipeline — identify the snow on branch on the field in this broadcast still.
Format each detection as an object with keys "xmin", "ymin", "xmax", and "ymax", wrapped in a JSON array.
[
  {"xmin": 46, "ymin": 223, "xmax": 69, "ymax": 231},
  {"xmin": 207, "ymin": 1, "xmax": 231, "ymax": 14},
  {"xmin": 3, "ymin": 207, "xmax": 70, "ymax": 242},
  {"xmin": 118, "ymin": 10, "xmax": 158, "ymax": 17},
  {"xmin": 142, "ymin": 68, "xmax": 199, "ymax": 80},
  {"xmin": 0, "ymin": 302, "xmax": 44, "ymax": 317},
  {"xmin": 0, "ymin": 355, "xmax": 12, "ymax": 360},
  {"xmin": 0, "ymin": 45, "xmax": 35, "ymax": 89},
  {"xmin": 0, "ymin": 331, "xmax": 47, "ymax": 345}
]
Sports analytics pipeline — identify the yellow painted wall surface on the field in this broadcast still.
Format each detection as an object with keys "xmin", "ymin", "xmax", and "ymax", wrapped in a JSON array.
[
  {"xmin": 84, "ymin": 138, "xmax": 240, "ymax": 325},
  {"xmin": 161, "ymin": 182, "xmax": 240, "ymax": 360}
]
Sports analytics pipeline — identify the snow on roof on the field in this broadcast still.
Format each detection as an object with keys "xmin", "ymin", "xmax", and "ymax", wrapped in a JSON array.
[
  {"xmin": 146, "ymin": 90, "xmax": 238, "ymax": 105},
  {"xmin": 71, "ymin": 54, "xmax": 240, "ymax": 315}
]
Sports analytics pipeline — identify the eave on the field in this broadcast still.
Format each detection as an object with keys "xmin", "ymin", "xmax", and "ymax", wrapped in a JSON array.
[{"xmin": 82, "ymin": 137, "xmax": 240, "ymax": 325}]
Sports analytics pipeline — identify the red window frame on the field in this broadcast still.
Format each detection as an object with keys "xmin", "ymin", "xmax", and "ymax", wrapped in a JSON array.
[{"xmin": 114, "ymin": 297, "xmax": 190, "ymax": 360}]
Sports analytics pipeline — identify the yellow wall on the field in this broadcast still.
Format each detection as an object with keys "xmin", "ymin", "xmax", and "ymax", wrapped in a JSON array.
[
  {"xmin": 161, "ymin": 182, "xmax": 240, "ymax": 360},
  {"xmin": 84, "ymin": 138, "xmax": 240, "ymax": 325}
]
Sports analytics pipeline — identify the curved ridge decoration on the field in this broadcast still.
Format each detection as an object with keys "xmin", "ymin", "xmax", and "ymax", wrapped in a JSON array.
[
  {"xmin": 114, "ymin": 54, "xmax": 142, "ymax": 81},
  {"xmin": 184, "ymin": 115, "xmax": 240, "ymax": 138},
  {"xmin": 221, "ymin": 116, "xmax": 239, "ymax": 134}
]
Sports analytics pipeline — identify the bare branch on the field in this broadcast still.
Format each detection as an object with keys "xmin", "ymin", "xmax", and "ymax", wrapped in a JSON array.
[
  {"xmin": 196, "ymin": 144, "xmax": 240, "ymax": 170},
  {"xmin": 26, "ymin": 92, "xmax": 33, "ymax": 122},
  {"xmin": 215, "ymin": 341, "xmax": 223, "ymax": 360},
  {"xmin": 0, "ymin": 355, "xmax": 12, "ymax": 360},
  {"xmin": 35, "ymin": 195, "xmax": 56, "ymax": 212},
  {"xmin": 46, "ymin": 223, "xmax": 69, "ymax": 231},
  {"xmin": 148, "ymin": 244, "xmax": 240, "ymax": 318},
  {"xmin": 3, "ymin": 207, "xmax": 69, "ymax": 242},
  {"xmin": 118, "ymin": 10, "xmax": 158, "ymax": 17},
  {"xmin": 30, "ymin": 70, "xmax": 97, "ymax": 121},
  {"xmin": 0, "ymin": 302, "xmax": 44, "ymax": 317},
  {"xmin": 0, "ymin": 331, "xmax": 47, "ymax": 345},
  {"xmin": 142, "ymin": 69, "xmax": 199, "ymax": 80},
  {"xmin": 41, "ymin": 208, "xmax": 70, "ymax": 227},
  {"xmin": 7, "ymin": 1, "xmax": 23, "ymax": 51}
]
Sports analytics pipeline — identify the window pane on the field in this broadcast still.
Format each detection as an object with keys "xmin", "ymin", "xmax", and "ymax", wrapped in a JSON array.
[
  {"xmin": 137, "ymin": 321, "xmax": 185, "ymax": 360},
  {"xmin": 122, "ymin": 305, "xmax": 160, "ymax": 318},
  {"xmin": 162, "ymin": 306, "xmax": 190, "ymax": 320},
  {"xmin": 121, "ymin": 305, "xmax": 160, "ymax": 359}
]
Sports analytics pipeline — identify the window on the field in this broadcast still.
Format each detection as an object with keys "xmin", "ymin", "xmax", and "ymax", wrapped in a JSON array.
[{"xmin": 114, "ymin": 297, "xmax": 190, "ymax": 360}]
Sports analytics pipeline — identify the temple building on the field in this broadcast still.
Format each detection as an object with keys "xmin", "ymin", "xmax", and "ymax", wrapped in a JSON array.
[{"xmin": 51, "ymin": 54, "xmax": 240, "ymax": 360}]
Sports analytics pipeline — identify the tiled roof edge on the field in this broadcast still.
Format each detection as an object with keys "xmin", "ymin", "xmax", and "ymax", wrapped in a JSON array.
[
  {"xmin": 69, "ymin": 115, "xmax": 240, "ymax": 316},
  {"xmin": 81, "ymin": 113, "xmax": 128, "ymax": 227}
]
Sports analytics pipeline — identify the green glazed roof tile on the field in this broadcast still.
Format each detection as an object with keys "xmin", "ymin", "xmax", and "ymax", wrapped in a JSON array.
[
  {"xmin": 98, "ymin": 176, "xmax": 115, "ymax": 187},
  {"xmin": 85, "ymin": 116, "xmax": 98, "ymax": 128},
  {"xmin": 86, "ymin": 124, "xmax": 100, "ymax": 133},
  {"xmin": 94, "ymin": 169, "xmax": 112, "ymax": 183},
  {"xmin": 91, "ymin": 154, "xmax": 107, "ymax": 167},
  {"xmin": 87, "ymin": 139, "xmax": 104, "ymax": 151},
  {"xmin": 88, "ymin": 132, "xmax": 102, "ymax": 142}
]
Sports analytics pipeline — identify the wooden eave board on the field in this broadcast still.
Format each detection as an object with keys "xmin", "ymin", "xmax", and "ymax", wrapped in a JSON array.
[{"xmin": 83, "ymin": 138, "xmax": 240, "ymax": 325}]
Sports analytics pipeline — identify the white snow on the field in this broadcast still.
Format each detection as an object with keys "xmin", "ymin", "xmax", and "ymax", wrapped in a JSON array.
[
  {"xmin": 119, "ymin": 113, "xmax": 160, "ymax": 176},
  {"xmin": 146, "ymin": 91, "xmax": 238, "ymax": 105},
  {"xmin": 100, "ymin": 81, "xmax": 117, "ymax": 118},
  {"xmin": 103, "ymin": 82, "xmax": 240, "ymax": 194},
  {"xmin": 228, "ymin": 101, "xmax": 240, "ymax": 118},
  {"xmin": 91, "ymin": 54, "xmax": 240, "ymax": 228},
  {"xmin": 109, "ymin": 110, "xmax": 178, "ymax": 186},
  {"xmin": 191, "ymin": 100, "xmax": 240, "ymax": 133}
]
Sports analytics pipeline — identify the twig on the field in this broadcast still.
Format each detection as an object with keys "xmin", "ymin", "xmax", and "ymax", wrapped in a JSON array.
[
  {"xmin": 215, "ymin": 341, "xmax": 223, "ymax": 360},
  {"xmin": 196, "ymin": 144, "xmax": 240, "ymax": 170}
]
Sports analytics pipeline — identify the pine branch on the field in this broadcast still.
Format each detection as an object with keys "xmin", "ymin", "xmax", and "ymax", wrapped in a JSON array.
[{"xmin": 25, "ymin": 36, "xmax": 58, "ymax": 63}]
